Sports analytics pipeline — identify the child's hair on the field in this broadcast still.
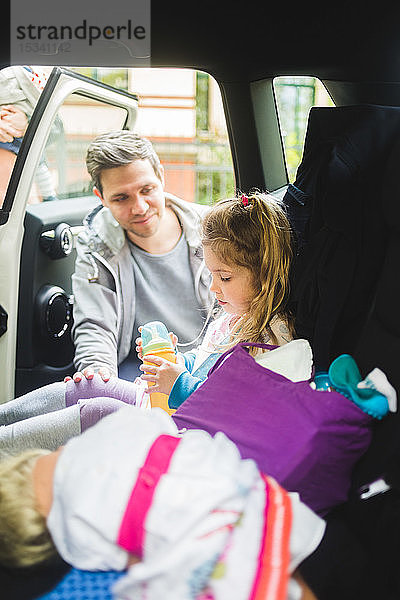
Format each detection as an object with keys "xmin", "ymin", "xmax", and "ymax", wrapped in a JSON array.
[
  {"xmin": 0, "ymin": 449, "xmax": 58, "ymax": 568},
  {"xmin": 201, "ymin": 191, "xmax": 294, "ymax": 347}
]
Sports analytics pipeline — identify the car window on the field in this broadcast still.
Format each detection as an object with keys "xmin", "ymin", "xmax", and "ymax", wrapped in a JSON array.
[
  {"xmin": 72, "ymin": 67, "xmax": 236, "ymax": 206},
  {"xmin": 27, "ymin": 94, "xmax": 128, "ymax": 204},
  {"xmin": 273, "ymin": 76, "xmax": 334, "ymax": 181},
  {"xmin": 3, "ymin": 67, "xmax": 236, "ymax": 209}
]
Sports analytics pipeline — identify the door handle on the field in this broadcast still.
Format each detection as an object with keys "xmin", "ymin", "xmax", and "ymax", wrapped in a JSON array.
[{"xmin": 0, "ymin": 305, "xmax": 7, "ymax": 338}]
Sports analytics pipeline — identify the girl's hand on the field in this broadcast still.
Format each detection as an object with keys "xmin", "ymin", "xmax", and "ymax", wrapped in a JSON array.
[
  {"xmin": 135, "ymin": 335, "xmax": 144, "ymax": 360},
  {"xmin": 168, "ymin": 331, "xmax": 178, "ymax": 349},
  {"xmin": 139, "ymin": 354, "xmax": 186, "ymax": 396}
]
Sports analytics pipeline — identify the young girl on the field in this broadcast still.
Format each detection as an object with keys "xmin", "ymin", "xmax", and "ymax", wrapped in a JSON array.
[
  {"xmin": 0, "ymin": 406, "xmax": 324, "ymax": 600},
  {"xmin": 138, "ymin": 192, "xmax": 295, "ymax": 409}
]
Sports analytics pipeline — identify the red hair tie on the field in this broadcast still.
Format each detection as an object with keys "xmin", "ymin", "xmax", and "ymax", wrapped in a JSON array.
[{"xmin": 241, "ymin": 194, "xmax": 249, "ymax": 206}]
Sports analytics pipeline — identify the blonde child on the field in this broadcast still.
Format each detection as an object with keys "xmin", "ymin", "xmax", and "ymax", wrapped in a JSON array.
[
  {"xmin": 138, "ymin": 192, "xmax": 295, "ymax": 409},
  {"xmin": 0, "ymin": 406, "xmax": 323, "ymax": 600}
]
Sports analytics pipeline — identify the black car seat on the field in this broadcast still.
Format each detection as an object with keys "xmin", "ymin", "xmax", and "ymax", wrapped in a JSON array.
[{"xmin": 284, "ymin": 104, "xmax": 400, "ymax": 599}]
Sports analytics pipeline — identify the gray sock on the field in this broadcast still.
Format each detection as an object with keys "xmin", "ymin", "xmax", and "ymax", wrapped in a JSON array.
[
  {"xmin": 0, "ymin": 382, "xmax": 67, "ymax": 426},
  {"xmin": 0, "ymin": 404, "xmax": 81, "ymax": 456}
]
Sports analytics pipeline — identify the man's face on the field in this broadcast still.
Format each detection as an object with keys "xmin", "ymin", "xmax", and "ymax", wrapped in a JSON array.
[{"xmin": 94, "ymin": 159, "xmax": 166, "ymax": 243}]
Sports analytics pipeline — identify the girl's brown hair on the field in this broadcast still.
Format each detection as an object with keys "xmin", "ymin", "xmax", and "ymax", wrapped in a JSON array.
[{"xmin": 202, "ymin": 192, "xmax": 294, "ymax": 349}]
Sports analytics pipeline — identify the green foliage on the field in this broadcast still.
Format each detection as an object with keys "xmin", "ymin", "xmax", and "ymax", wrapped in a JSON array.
[
  {"xmin": 195, "ymin": 140, "xmax": 235, "ymax": 205},
  {"xmin": 274, "ymin": 76, "xmax": 334, "ymax": 182}
]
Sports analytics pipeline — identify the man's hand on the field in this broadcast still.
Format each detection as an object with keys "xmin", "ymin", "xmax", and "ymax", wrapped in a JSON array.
[
  {"xmin": 139, "ymin": 353, "xmax": 186, "ymax": 396},
  {"xmin": 64, "ymin": 366, "xmax": 112, "ymax": 383}
]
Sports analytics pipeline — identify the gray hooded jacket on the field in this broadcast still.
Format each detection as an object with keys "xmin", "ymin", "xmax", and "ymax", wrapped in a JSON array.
[{"xmin": 72, "ymin": 193, "xmax": 213, "ymax": 375}]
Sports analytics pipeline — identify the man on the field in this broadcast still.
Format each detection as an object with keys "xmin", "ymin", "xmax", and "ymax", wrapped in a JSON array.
[{"xmin": 71, "ymin": 131, "xmax": 213, "ymax": 380}]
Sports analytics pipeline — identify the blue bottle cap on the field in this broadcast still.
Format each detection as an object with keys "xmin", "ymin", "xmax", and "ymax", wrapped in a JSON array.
[{"xmin": 314, "ymin": 372, "xmax": 332, "ymax": 391}]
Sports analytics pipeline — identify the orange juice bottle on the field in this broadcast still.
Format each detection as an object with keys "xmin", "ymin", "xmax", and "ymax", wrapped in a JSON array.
[{"xmin": 141, "ymin": 321, "xmax": 176, "ymax": 416}]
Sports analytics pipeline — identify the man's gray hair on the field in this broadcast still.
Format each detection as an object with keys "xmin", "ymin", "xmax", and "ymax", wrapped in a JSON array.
[{"xmin": 86, "ymin": 131, "xmax": 163, "ymax": 193}]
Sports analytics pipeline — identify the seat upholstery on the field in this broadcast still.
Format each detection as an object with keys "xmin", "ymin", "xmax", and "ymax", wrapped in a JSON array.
[{"xmin": 283, "ymin": 104, "xmax": 400, "ymax": 377}]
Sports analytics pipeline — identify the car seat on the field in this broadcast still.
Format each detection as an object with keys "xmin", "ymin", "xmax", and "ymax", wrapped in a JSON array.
[
  {"xmin": 284, "ymin": 104, "xmax": 400, "ymax": 372},
  {"xmin": 284, "ymin": 104, "xmax": 400, "ymax": 599}
]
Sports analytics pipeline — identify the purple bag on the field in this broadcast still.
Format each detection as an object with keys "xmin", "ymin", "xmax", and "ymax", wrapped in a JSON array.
[{"xmin": 173, "ymin": 342, "xmax": 373, "ymax": 516}]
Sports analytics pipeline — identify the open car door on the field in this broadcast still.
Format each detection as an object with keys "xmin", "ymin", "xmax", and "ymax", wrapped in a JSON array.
[{"xmin": 0, "ymin": 67, "xmax": 138, "ymax": 401}]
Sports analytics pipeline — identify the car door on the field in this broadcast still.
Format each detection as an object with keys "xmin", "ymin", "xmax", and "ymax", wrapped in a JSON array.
[{"xmin": 0, "ymin": 66, "xmax": 138, "ymax": 401}]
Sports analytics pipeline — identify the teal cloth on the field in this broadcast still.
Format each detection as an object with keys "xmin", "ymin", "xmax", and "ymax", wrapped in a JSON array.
[{"xmin": 328, "ymin": 354, "xmax": 389, "ymax": 419}]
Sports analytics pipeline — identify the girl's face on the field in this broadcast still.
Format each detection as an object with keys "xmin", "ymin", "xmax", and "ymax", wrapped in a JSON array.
[{"xmin": 204, "ymin": 246, "xmax": 255, "ymax": 315}]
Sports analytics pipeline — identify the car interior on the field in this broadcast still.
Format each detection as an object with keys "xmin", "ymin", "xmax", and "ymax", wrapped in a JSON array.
[{"xmin": 1, "ymin": 2, "xmax": 400, "ymax": 598}]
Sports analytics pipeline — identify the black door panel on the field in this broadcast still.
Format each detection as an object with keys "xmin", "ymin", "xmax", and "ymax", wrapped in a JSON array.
[{"xmin": 15, "ymin": 196, "xmax": 99, "ymax": 396}]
